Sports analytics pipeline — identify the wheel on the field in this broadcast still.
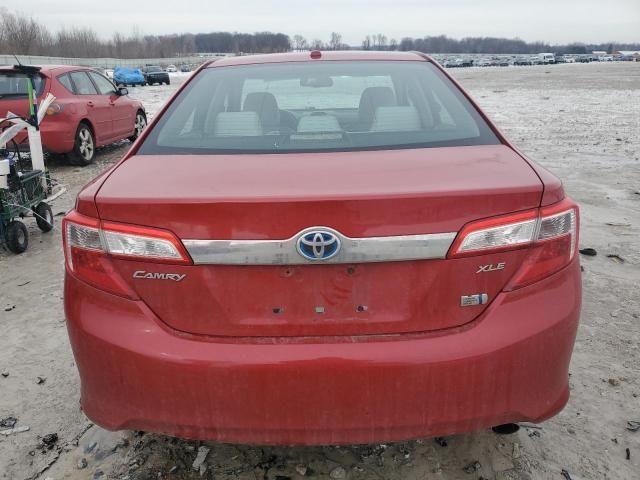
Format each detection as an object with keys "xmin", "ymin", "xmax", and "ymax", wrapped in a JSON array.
[
  {"xmin": 128, "ymin": 111, "xmax": 147, "ymax": 142},
  {"xmin": 5, "ymin": 220, "xmax": 28, "ymax": 254},
  {"xmin": 34, "ymin": 202, "xmax": 53, "ymax": 232},
  {"xmin": 67, "ymin": 123, "xmax": 95, "ymax": 166}
]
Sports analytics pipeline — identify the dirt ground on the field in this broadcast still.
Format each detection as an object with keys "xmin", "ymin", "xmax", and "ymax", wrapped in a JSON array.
[{"xmin": 1, "ymin": 62, "xmax": 638, "ymax": 480}]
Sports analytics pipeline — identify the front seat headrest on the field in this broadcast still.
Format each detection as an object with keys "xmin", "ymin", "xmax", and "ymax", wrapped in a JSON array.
[
  {"xmin": 358, "ymin": 86, "xmax": 396, "ymax": 129},
  {"xmin": 243, "ymin": 92, "xmax": 281, "ymax": 131}
]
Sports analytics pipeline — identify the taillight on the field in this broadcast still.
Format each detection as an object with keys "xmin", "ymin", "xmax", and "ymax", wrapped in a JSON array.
[
  {"xmin": 448, "ymin": 199, "xmax": 579, "ymax": 289},
  {"xmin": 62, "ymin": 211, "xmax": 191, "ymax": 298},
  {"xmin": 45, "ymin": 103, "xmax": 64, "ymax": 116}
]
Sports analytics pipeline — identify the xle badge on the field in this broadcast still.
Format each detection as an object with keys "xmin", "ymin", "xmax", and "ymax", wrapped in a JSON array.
[
  {"xmin": 477, "ymin": 262, "xmax": 506, "ymax": 273},
  {"xmin": 460, "ymin": 293, "xmax": 489, "ymax": 307}
]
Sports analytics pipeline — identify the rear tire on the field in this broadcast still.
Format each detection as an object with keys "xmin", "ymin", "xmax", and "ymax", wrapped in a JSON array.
[
  {"xmin": 5, "ymin": 220, "xmax": 28, "ymax": 254},
  {"xmin": 34, "ymin": 202, "xmax": 54, "ymax": 232},
  {"xmin": 67, "ymin": 123, "xmax": 95, "ymax": 166},
  {"xmin": 128, "ymin": 111, "xmax": 147, "ymax": 142}
]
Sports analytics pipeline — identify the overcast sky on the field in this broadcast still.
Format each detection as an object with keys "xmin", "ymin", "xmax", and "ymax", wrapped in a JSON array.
[{"xmin": 3, "ymin": 0, "xmax": 639, "ymax": 44}]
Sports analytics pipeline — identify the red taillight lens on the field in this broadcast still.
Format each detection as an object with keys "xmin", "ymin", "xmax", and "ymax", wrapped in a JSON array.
[
  {"xmin": 448, "ymin": 200, "xmax": 579, "ymax": 289},
  {"xmin": 62, "ymin": 211, "xmax": 191, "ymax": 298}
]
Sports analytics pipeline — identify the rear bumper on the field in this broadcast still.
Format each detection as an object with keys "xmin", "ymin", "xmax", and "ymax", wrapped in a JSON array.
[
  {"xmin": 13, "ymin": 122, "xmax": 74, "ymax": 154},
  {"xmin": 64, "ymin": 259, "xmax": 581, "ymax": 445}
]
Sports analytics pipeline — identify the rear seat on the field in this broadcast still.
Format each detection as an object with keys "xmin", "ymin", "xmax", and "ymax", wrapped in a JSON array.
[
  {"xmin": 371, "ymin": 106, "xmax": 422, "ymax": 132},
  {"xmin": 296, "ymin": 114, "xmax": 342, "ymax": 133},
  {"xmin": 213, "ymin": 112, "xmax": 263, "ymax": 137}
]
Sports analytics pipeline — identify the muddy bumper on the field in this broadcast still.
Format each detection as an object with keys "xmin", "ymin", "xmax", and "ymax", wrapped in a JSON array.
[{"xmin": 64, "ymin": 260, "xmax": 581, "ymax": 445}]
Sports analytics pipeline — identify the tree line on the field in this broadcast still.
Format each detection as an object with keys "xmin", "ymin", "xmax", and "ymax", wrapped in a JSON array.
[{"xmin": 1, "ymin": 9, "xmax": 638, "ymax": 59}]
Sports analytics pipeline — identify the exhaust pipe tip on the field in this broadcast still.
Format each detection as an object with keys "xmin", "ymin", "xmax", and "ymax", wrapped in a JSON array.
[{"xmin": 491, "ymin": 423, "xmax": 520, "ymax": 435}]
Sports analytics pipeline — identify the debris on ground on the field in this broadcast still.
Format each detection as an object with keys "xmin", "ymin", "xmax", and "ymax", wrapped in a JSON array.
[
  {"xmin": 608, "ymin": 378, "xmax": 621, "ymax": 387},
  {"xmin": 3, "ymin": 305, "xmax": 16, "ymax": 312},
  {"xmin": 0, "ymin": 416, "xmax": 17, "ymax": 428},
  {"xmin": 626, "ymin": 448, "xmax": 630, "ymax": 460},
  {"xmin": 36, "ymin": 376, "xmax": 46, "ymax": 385},
  {"xmin": 561, "ymin": 469, "xmax": 572, "ymax": 479},
  {"xmin": 295, "ymin": 464, "xmax": 308, "ymax": 476},
  {"xmin": 606, "ymin": 254, "xmax": 625, "ymax": 263},
  {"xmin": 463, "ymin": 460, "xmax": 481, "ymax": 474},
  {"xmin": 0, "ymin": 371, "xmax": 8, "ymax": 378},
  {"xmin": 0, "ymin": 425, "xmax": 30, "ymax": 436},
  {"xmin": 512, "ymin": 443, "xmax": 522, "ymax": 459},
  {"xmin": 41, "ymin": 433, "xmax": 59, "ymax": 448},
  {"xmin": 435, "ymin": 437, "xmax": 448, "ymax": 447},
  {"xmin": 627, "ymin": 420, "xmax": 640, "ymax": 432},
  {"xmin": 77, "ymin": 457, "xmax": 88, "ymax": 469},
  {"xmin": 579, "ymin": 248, "xmax": 597, "ymax": 256},
  {"xmin": 329, "ymin": 466, "xmax": 346, "ymax": 479},
  {"xmin": 191, "ymin": 445, "xmax": 210, "ymax": 472}
]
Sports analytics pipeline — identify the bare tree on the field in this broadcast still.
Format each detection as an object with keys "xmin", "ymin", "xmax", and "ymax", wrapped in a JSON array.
[
  {"xmin": 293, "ymin": 34, "xmax": 308, "ymax": 51},
  {"xmin": 329, "ymin": 32, "xmax": 342, "ymax": 50},
  {"xmin": 373, "ymin": 34, "xmax": 388, "ymax": 50},
  {"xmin": 310, "ymin": 39, "xmax": 324, "ymax": 50},
  {"xmin": 2, "ymin": 9, "xmax": 640, "ymax": 59}
]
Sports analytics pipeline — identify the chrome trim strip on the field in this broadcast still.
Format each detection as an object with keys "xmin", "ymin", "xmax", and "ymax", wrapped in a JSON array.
[{"xmin": 183, "ymin": 226, "xmax": 456, "ymax": 265}]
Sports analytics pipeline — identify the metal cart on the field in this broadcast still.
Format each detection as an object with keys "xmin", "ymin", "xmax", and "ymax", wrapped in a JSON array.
[{"xmin": 0, "ymin": 153, "xmax": 54, "ymax": 253}]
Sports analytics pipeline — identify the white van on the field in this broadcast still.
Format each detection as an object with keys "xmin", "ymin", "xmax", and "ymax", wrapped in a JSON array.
[{"xmin": 538, "ymin": 53, "xmax": 556, "ymax": 64}]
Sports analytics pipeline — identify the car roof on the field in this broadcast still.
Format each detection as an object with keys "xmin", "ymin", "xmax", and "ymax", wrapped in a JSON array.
[
  {"xmin": 206, "ymin": 50, "xmax": 430, "ymax": 68},
  {"xmin": 0, "ymin": 65, "xmax": 94, "ymax": 76}
]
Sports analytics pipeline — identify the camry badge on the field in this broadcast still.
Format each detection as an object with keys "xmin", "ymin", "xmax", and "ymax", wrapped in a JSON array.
[{"xmin": 133, "ymin": 271, "xmax": 186, "ymax": 282}]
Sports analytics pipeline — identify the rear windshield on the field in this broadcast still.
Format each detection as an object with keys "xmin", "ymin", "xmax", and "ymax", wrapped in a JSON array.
[
  {"xmin": 0, "ymin": 72, "xmax": 45, "ymax": 98},
  {"xmin": 139, "ymin": 61, "xmax": 500, "ymax": 154},
  {"xmin": 146, "ymin": 66, "xmax": 162, "ymax": 72}
]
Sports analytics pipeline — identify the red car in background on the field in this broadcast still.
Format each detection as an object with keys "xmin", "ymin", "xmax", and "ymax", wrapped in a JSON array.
[
  {"xmin": 63, "ymin": 51, "xmax": 581, "ymax": 445},
  {"xmin": 0, "ymin": 65, "xmax": 146, "ymax": 165}
]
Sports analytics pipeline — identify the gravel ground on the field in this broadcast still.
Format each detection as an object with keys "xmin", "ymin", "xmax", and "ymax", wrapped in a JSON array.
[{"xmin": 0, "ymin": 63, "xmax": 638, "ymax": 480}]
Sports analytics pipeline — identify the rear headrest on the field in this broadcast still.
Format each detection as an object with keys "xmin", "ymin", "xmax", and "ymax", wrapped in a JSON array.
[
  {"xmin": 297, "ymin": 114, "xmax": 342, "ymax": 133},
  {"xmin": 213, "ymin": 112, "xmax": 263, "ymax": 137},
  {"xmin": 371, "ymin": 106, "xmax": 422, "ymax": 132},
  {"xmin": 358, "ymin": 86, "xmax": 396, "ymax": 127},
  {"xmin": 243, "ymin": 92, "xmax": 280, "ymax": 130}
]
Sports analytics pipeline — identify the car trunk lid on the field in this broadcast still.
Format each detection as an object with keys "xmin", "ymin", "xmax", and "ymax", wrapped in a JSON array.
[{"xmin": 96, "ymin": 145, "xmax": 542, "ymax": 337}]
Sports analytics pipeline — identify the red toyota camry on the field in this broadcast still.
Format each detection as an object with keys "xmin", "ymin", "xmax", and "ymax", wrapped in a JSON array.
[
  {"xmin": 63, "ymin": 51, "xmax": 581, "ymax": 445},
  {"xmin": 0, "ymin": 65, "xmax": 146, "ymax": 165}
]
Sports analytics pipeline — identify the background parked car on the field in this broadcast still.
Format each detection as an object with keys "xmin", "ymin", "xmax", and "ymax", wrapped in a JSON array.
[
  {"xmin": 166, "ymin": 64, "xmax": 177, "ymax": 72},
  {"xmin": 141, "ymin": 65, "xmax": 170, "ymax": 85},
  {"xmin": 179, "ymin": 64, "xmax": 191, "ymax": 72},
  {"xmin": 0, "ymin": 65, "xmax": 146, "ymax": 166},
  {"xmin": 113, "ymin": 67, "xmax": 145, "ymax": 87}
]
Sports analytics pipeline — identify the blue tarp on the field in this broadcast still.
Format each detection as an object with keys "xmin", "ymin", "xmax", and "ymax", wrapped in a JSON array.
[{"xmin": 113, "ymin": 67, "xmax": 145, "ymax": 85}]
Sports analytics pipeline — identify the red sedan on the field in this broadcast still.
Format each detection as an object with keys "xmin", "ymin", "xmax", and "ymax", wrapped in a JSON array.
[
  {"xmin": 63, "ymin": 51, "xmax": 581, "ymax": 445},
  {"xmin": 0, "ymin": 65, "xmax": 146, "ymax": 165}
]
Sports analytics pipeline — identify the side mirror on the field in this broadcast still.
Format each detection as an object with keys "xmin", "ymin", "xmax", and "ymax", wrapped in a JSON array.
[{"xmin": 117, "ymin": 87, "xmax": 129, "ymax": 96}]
